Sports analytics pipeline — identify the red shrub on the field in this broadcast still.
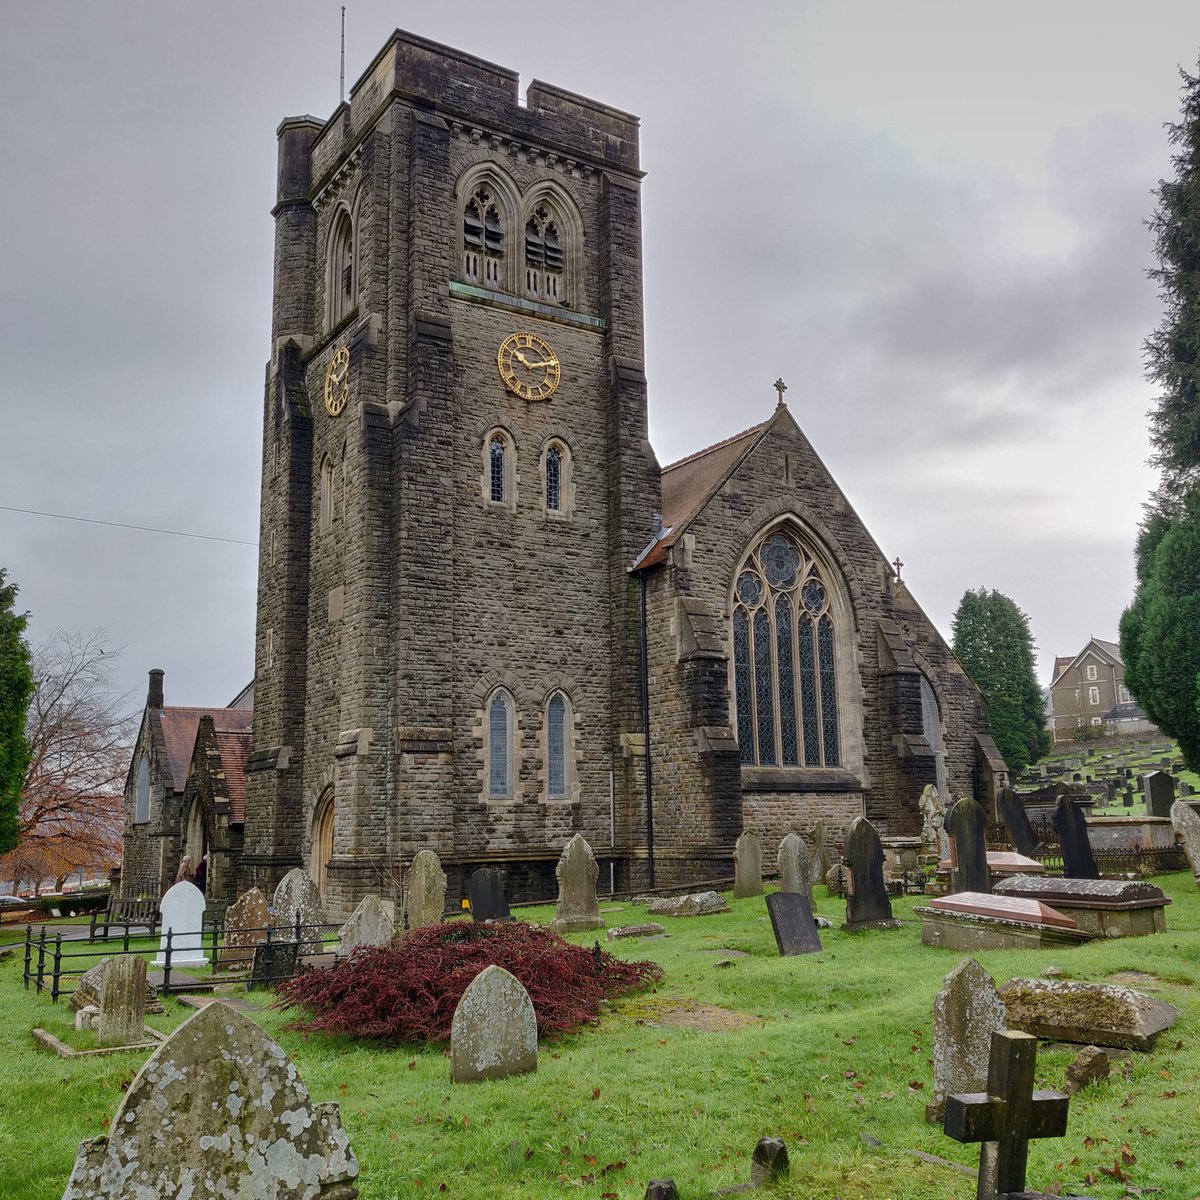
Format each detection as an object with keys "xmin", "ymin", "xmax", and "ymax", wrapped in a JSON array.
[{"xmin": 277, "ymin": 921, "xmax": 661, "ymax": 1043}]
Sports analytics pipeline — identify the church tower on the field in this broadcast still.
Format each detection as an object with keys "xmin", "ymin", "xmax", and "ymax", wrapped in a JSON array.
[{"xmin": 241, "ymin": 31, "xmax": 660, "ymax": 915}]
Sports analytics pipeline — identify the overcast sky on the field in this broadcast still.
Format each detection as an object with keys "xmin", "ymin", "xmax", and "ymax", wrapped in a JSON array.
[{"xmin": 2, "ymin": 1, "xmax": 1196, "ymax": 712}]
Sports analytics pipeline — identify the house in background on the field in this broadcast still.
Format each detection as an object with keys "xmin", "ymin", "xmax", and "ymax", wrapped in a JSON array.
[{"xmin": 1047, "ymin": 637, "xmax": 1157, "ymax": 742}]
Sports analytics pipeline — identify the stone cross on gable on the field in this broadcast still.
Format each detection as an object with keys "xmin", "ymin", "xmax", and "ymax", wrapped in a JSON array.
[
  {"xmin": 773, "ymin": 377, "xmax": 787, "ymax": 406},
  {"xmin": 943, "ymin": 1030, "xmax": 1071, "ymax": 1200},
  {"xmin": 892, "ymin": 556, "xmax": 904, "ymax": 581}
]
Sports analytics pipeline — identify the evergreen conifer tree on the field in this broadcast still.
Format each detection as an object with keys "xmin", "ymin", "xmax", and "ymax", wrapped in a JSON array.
[{"xmin": 0, "ymin": 569, "xmax": 34, "ymax": 854}]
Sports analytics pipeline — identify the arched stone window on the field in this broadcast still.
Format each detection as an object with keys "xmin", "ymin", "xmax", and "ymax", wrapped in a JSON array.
[
  {"xmin": 134, "ymin": 755, "xmax": 150, "ymax": 823},
  {"xmin": 311, "ymin": 788, "xmax": 335, "ymax": 899},
  {"xmin": 732, "ymin": 528, "xmax": 841, "ymax": 767},
  {"xmin": 545, "ymin": 691, "xmax": 572, "ymax": 797},
  {"xmin": 525, "ymin": 205, "xmax": 564, "ymax": 303},
  {"xmin": 319, "ymin": 455, "xmax": 335, "ymax": 532},
  {"xmin": 325, "ymin": 205, "xmax": 356, "ymax": 328},
  {"xmin": 482, "ymin": 428, "xmax": 516, "ymax": 508},
  {"xmin": 919, "ymin": 674, "xmax": 947, "ymax": 799},
  {"xmin": 543, "ymin": 440, "xmax": 571, "ymax": 515},
  {"xmin": 463, "ymin": 186, "xmax": 504, "ymax": 288},
  {"xmin": 487, "ymin": 690, "xmax": 515, "ymax": 798}
]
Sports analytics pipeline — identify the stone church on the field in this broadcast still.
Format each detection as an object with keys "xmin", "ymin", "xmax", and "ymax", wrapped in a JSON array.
[{"xmin": 121, "ymin": 29, "xmax": 1005, "ymax": 917}]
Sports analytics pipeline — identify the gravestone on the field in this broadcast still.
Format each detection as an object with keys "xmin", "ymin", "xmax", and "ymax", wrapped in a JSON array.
[
  {"xmin": 776, "ymin": 832, "xmax": 813, "ymax": 902},
  {"xmin": 337, "ymin": 895, "xmax": 394, "ymax": 956},
  {"xmin": 842, "ymin": 817, "xmax": 898, "ymax": 930},
  {"xmin": 1143, "ymin": 770, "xmax": 1175, "ymax": 818},
  {"xmin": 812, "ymin": 820, "xmax": 833, "ymax": 885},
  {"xmin": 1051, "ymin": 795, "xmax": 1099, "ymax": 879},
  {"xmin": 733, "ymin": 830, "xmax": 763, "ymax": 898},
  {"xmin": 750, "ymin": 1137, "xmax": 790, "ymax": 1186},
  {"xmin": 272, "ymin": 868, "xmax": 326, "ymax": 955},
  {"xmin": 96, "ymin": 954, "xmax": 147, "ymax": 1048},
  {"xmin": 405, "ymin": 849, "xmax": 447, "ymax": 929},
  {"xmin": 765, "ymin": 891, "xmax": 821, "ymax": 955},
  {"xmin": 1172, "ymin": 799, "xmax": 1200, "ymax": 880},
  {"xmin": 927, "ymin": 957, "xmax": 1006, "ymax": 1123},
  {"xmin": 945, "ymin": 797, "xmax": 991, "ymax": 894},
  {"xmin": 153, "ymin": 880, "xmax": 208, "ymax": 967},
  {"xmin": 468, "ymin": 867, "xmax": 511, "ymax": 922},
  {"xmin": 999, "ymin": 978, "xmax": 1178, "ymax": 1051},
  {"xmin": 943, "ymin": 1029, "xmax": 1071, "ymax": 1200},
  {"xmin": 450, "ymin": 964, "xmax": 538, "ymax": 1082},
  {"xmin": 71, "ymin": 958, "xmax": 163, "ymax": 1015},
  {"xmin": 1123, "ymin": 789, "xmax": 1133, "ymax": 808},
  {"xmin": 61, "ymin": 1002, "xmax": 358, "ymax": 1200},
  {"xmin": 646, "ymin": 890, "xmax": 729, "ymax": 917},
  {"xmin": 248, "ymin": 938, "xmax": 300, "ymax": 989},
  {"xmin": 216, "ymin": 887, "xmax": 269, "ymax": 971},
  {"xmin": 994, "ymin": 874, "xmax": 1169, "ymax": 938},
  {"xmin": 997, "ymin": 788, "xmax": 1038, "ymax": 856},
  {"xmin": 550, "ymin": 834, "xmax": 604, "ymax": 933}
]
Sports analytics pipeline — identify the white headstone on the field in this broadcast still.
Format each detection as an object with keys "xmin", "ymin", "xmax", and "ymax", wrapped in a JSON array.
[{"xmin": 153, "ymin": 881, "xmax": 208, "ymax": 967}]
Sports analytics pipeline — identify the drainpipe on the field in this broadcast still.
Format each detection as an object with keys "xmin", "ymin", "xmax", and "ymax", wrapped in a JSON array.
[{"xmin": 640, "ymin": 573, "xmax": 655, "ymax": 888}]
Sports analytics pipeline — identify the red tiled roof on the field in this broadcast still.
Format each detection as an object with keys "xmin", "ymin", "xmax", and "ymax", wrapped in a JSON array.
[
  {"xmin": 213, "ymin": 729, "xmax": 253, "ymax": 825},
  {"xmin": 158, "ymin": 706, "xmax": 253, "ymax": 793},
  {"xmin": 635, "ymin": 421, "xmax": 771, "ymax": 570}
]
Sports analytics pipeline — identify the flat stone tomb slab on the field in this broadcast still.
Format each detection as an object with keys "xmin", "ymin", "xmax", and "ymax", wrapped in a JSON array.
[
  {"xmin": 994, "ymin": 875, "xmax": 1170, "ymax": 938},
  {"xmin": 938, "ymin": 852, "xmax": 1046, "ymax": 876},
  {"xmin": 929, "ymin": 893, "xmax": 1079, "ymax": 929},
  {"xmin": 765, "ymin": 892, "xmax": 822, "ymax": 956}
]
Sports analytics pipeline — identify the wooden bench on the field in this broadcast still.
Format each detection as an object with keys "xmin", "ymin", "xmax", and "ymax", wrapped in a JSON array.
[{"xmin": 89, "ymin": 896, "xmax": 161, "ymax": 940}]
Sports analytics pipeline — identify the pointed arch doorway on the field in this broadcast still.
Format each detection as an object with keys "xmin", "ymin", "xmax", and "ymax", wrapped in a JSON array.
[{"xmin": 311, "ymin": 788, "xmax": 336, "ymax": 900}]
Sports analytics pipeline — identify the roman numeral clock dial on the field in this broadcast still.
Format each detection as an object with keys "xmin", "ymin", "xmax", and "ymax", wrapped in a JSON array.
[{"xmin": 497, "ymin": 332, "xmax": 561, "ymax": 402}]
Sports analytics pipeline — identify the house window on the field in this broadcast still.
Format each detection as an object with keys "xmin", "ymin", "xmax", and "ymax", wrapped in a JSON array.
[
  {"xmin": 1119, "ymin": 685, "xmax": 1131, "ymax": 703},
  {"xmin": 1088, "ymin": 686, "xmax": 1100, "ymax": 706},
  {"xmin": 487, "ymin": 690, "xmax": 515, "ymax": 798},
  {"xmin": 546, "ymin": 692, "xmax": 571, "ymax": 797},
  {"xmin": 464, "ymin": 187, "xmax": 503, "ymax": 287},
  {"xmin": 525, "ymin": 205, "xmax": 564, "ymax": 303},
  {"xmin": 319, "ymin": 455, "xmax": 335, "ymax": 532},
  {"xmin": 134, "ymin": 755, "xmax": 150, "ymax": 824},
  {"xmin": 732, "ymin": 528, "xmax": 840, "ymax": 767},
  {"xmin": 325, "ymin": 206, "xmax": 356, "ymax": 328},
  {"xmin": 1091, "ymin": 717, "xmax": 1102, "ymax": 726},
  {"xmin": 1086, "ymin": 664, "xmax": 1098, "ymax": 681}
]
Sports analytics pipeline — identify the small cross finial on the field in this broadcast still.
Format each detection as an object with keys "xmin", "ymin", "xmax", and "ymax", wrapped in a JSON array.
[
  {"xmin": 892, "ymin": 556, "xmax": 904, "ymax": 581},
  {"xmin": 773, "ymin": 377, "xmax": 788, "ymax": 407}
]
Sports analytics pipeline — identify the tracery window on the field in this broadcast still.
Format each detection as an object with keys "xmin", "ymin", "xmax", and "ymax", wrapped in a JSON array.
[
  {"xmin": 319, "ymin": 455, "xmax": 335, "ymax": 532},
  {"xmin": 134, "ymin": 755, "xmax": 150, "ymax": 823},
  {"xmin": 464, "ymin": 187, "xmax": 504, "ymax": 287},
  {"xmin": 546, "ymin": 692, "xmax": 571, "ymax": 797},
  {"xmin": 487, "ymin": 690, "xmax": 515, "ymax": 798},
  {"xmin": 326, "ymin": 206, "xmax": 356, "ymax": 328},
  {"xmin": 525, "ymin": 205, "xmax": 564, "ymax": 303},
  {"xmin": 545, "ymin": 445, "xmax": 563, "ymax": 512},
  {"xmin": 732, "ymin": 529, "xmax": 841, "ymax": 767}
]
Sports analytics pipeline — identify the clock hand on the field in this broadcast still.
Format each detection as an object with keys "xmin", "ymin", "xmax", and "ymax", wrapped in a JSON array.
[
  {"xmin": 524, "ymin": 358, "xmax": 557, "ymax": 370},
  {"xmin": 513, "ymin": 349, "xmax": 534, "ymax": 368}
]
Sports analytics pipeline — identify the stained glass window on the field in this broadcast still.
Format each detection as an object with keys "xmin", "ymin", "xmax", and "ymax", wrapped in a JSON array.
[
  {"xmin": 546, "ymin": 446, "xmax": 562, "ymax": 511},
  {"xmin": 488, "ymin": 692, "xmax": 511, "ymax": 797},
  {"xmin": 547, "ymin": 693, "xmax": 568, "ymax": 796},
  {"xmin": 489, "ymin": 436, "xmax": 506, "ymax": 503},
  {"xmin": 730, "ymin": 527, "xmax": 841, "ymax": 767}
]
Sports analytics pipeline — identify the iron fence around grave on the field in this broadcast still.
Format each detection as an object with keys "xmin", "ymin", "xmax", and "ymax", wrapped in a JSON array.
[{"xmin": 20, "ymin": 914, "xmax": 342, "ymax": 1003}]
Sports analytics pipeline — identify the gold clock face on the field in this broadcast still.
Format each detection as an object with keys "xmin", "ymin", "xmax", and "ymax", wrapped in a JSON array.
[
  {"xmin": 324, "ymin": 346, "xmax": 350, "ymax": 417},
  {"xmin": 497, "ymin": 332, "xmax": 561, "ymax": 402}
]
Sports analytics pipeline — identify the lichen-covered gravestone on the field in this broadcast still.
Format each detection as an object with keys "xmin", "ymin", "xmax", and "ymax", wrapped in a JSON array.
[
  {"xmin": 61, "ymin": 1001, "xmax": 359, "ymax": 1200},
  {"xmin": 72, "ymin": 958, "xmax": 163, "ymax": 1015},
  {"xmin": 550, "ymin": 834, "xmax": 604, "ymax": 933},
  {"xmin": 153, "ymin": 880, "xmax": 208, "ymax": 967},
  {"xmin": 733, "ymin": 830, "xmax": 763, "ymax": 898},
  {"xmin": 217, "ymin": 887, "xmax": 270, "ymax": 971},
  {"xmin": 1172, "ymin": 800, "xmax": 1200, "ymax": 882},
  {"xmin": 450, "ymin": 965, "xmax": 538, "ymax": 1083},
  {"xmin": 337, "ymin": 895, "xmax": 394, "ymax": 956},
  {"xmin": 776, "ymin": 832, "xmax": 813, "ymax": 904},
  {"xmin": 97, "ymin": 954, "xmax": 147, "ymax": 1048},
  {"xmin": 927, "ymin": 957, "xmax": 1006, "ymax": 1123},
  {"xmin": 405, "ymin": 849, "xmax": 447, "ymax": 929},
  {"xmin": 273, "ymin": 868, "xmax": 326, "ymax": 955}
]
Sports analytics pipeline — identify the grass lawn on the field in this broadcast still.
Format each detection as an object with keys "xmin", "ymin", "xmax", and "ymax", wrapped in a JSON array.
[{"xmin": 1, "ymin": 878, "xmax": 1199, "ymax": 1200}]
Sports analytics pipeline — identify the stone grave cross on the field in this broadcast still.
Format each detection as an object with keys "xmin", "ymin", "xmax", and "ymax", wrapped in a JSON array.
[{"xmin": 943, "ymin": 1029, "xmax": 1070, "ymax": 1200}]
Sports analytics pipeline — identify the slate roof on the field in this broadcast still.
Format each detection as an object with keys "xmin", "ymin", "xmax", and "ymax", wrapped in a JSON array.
[
  {"xmin": 159, "ymin": 707, "xmax": 253, "ymax": 793},
  {"xmin": 213, "ymin": 728, "xmax": 253, "ymax": 824},
  {"xmin": 1104, "ymin": 701, "xmax": 1148, "ymax": 722},
  {"xmin": 634, "ymin": 420, "xmax": 771, "ymax": 569},
  {"xmin": 1049, "ymin": 637, "xmax": 1124, "ymax": 689}
]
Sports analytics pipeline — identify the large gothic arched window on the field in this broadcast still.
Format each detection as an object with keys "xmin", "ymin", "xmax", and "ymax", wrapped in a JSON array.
[
  {"xmin": 463, "ymin": 187, "xmax": 504, "ymax": 287},
  {"xmin": 732, "ymin": 529, "xmax": 840, "ymax": 767}
]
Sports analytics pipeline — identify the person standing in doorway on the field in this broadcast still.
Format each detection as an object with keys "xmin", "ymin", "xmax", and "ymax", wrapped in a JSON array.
[
  {"xmin": 193, "ymin": 853, "xmax": 207, "ymax": 896},
  {"xmin": 175, "ymin": 855, "xmax": 194, "ymax": 885}
]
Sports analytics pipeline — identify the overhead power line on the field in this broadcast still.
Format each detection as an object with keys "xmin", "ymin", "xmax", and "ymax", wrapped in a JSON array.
[{"xmin": 0, "ymin": 505, "xmax": 258, "ymax": 547}]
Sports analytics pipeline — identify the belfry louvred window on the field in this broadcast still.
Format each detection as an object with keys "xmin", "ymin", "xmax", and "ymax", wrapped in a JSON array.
[
  {"xmin": 732, "ymin": 529, "xmax": 840, "ymax": 768},
  {"xmin": 464, "ymin": 188, "xmax": 503, "ymax": 287},
  {"xmin": 525, "ymin": 206, "xmax": 564, "ymax": 303}
]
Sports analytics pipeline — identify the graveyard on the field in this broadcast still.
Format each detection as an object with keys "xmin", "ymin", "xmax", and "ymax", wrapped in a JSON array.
[{"xmin": 2, "ymin": 864, "xmax": 1199, "ymax": 1199}]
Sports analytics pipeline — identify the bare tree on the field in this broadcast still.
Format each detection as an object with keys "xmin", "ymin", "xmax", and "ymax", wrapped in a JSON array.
[{"xmin": 0, "ymin": 630, "xmax": 133, "ymax": 892}]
